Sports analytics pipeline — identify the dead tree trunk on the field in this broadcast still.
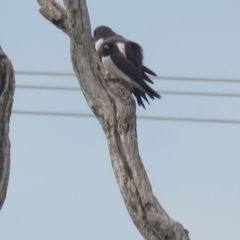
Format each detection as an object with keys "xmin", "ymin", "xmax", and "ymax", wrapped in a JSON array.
[
  {"xmin": 0, "ymin": 46, "xmax": 15, "ymax": 210},
  {"xmin": 37, "ymin": 1, "xmax": 190, "ymax": 239}
]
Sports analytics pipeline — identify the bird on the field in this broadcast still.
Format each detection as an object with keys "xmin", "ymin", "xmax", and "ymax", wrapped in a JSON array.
[
  {"xmin": 93, "ymin": 25, "xmax": 157, "ymax": 83},
  {"xmin": 93, "ymin": 25, "xmax": 161, "ymax": 108},
  {"xmin": 98, "ymin": 37, "xmax": 161, "ymax": 102}
]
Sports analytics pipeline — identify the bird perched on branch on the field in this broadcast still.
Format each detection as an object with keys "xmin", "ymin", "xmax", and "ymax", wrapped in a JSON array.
[{"xmin": 93, "ymin": 25, "xmax": 161, "ymax": 108}]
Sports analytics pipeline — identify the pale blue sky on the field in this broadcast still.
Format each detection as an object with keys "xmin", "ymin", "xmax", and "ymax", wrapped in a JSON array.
[{"xmin": 0, "ymin": 1, "xmax": 240, "ymax": 239}]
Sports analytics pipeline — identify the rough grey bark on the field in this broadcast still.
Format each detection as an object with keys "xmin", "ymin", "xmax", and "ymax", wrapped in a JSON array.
[
  {"xmin": 37, "ymin": 1, "xmax": 190, "ymax": 239},
  {"xmin": 0, "ymin": 46, "xmax": 15, "ymax": 210}
]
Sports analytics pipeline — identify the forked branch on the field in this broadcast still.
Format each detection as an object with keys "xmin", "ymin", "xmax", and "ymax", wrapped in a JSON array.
[{"xmin": 37, "ymin": 0, "xmax": 190, "ymax": 239}]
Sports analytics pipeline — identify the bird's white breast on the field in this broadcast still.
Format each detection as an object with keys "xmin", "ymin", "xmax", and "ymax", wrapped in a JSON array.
[
  {"xmin": 95, "ymin": 38, "xmax": 103, "ymax": 51},
  {"xmin": 102, "ymin": 56, "xmax": 145, "ymax": 92},
  {"xmin": 102, "ymin": 56, "xmax": 132, "ymax": 84}
]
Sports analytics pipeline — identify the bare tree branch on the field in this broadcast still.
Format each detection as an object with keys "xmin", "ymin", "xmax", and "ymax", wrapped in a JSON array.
[
  {"xmin": 37, "ymin": 0, "xmax": 70, "ymax": 35},
  {"xmin": 0, "ymin": 46, "xmax": 15, "ymax": 210},
  {"xmin": 37, "ymin": 0, "xmax": 190, "ymax": 239},
  {"xmin": 37, "ymin": 0, "xmax": 105, "ymax": 76}
]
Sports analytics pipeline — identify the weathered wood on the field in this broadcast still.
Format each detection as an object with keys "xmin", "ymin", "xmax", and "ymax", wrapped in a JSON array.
[
  {"xmin": 37, "ymin": 0, "xmax": 70, "ymax": 35},
  {"xmin": 37, "ymin": 1, "xmax": 190, "ymax": 239},
  {"xmin": 0, "ymin": 46, "xmax": 15, "ymax": 210}
]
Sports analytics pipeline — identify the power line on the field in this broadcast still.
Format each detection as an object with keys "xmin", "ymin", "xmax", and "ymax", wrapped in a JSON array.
[
  {"xmin": 13, "ymin": 72, "xmax": 240, "ymax": 124},
  {"xmin": 15, "ymin": 70, "xmax": 240, "ymax": 83},
  {"xmin": 160, "ymin": 90, "xmax": 240, "ymax": 97},
  {"xmin": 16, "ymin": 84, "xmax": 79, "ymax": 91},
  {"xmin": 16, "ymin": 84, "xmax": 240, "ymax": 98},
  {"xmin": 16, "ymin": 70, "xmax": 75, "ymax": 77},
  {"xmin": 12, "ymin": 110, "xmax": 240, "ymax": 124},
  {"xmin": 153, "ymin": 75, "xmax": 240, "ymax": 83}
]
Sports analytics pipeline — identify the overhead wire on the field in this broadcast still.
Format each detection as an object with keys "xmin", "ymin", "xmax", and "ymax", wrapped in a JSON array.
[
  {"xmin": 13, "ymin": 70, "xmax": 240, "ymax": 124},
  {"xmin": 16, "ymin": 84, "xmax": 240, "ymax": 98},
  {"xmin": 15, "ymin": 70, "xmax": 240, "ymax": 83},
  {"xmin": 12, "ymin": 110, "xmax": 240, "ymax": 124}
]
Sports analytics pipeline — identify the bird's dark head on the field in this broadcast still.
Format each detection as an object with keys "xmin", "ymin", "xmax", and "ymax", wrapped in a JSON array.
[
  {"xmin": 101, "ymin": 43, "xmax": 115, "ymax": 56},
  {"xmin": 93, "ymin": 25, "xmax": 118, "ymax": 42},
  {"xmin": 101, "ymin": 41, "xmax": 123, "ymax": 57}
]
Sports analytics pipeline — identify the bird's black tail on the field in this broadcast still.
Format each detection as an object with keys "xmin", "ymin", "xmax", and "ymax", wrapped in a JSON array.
[
  {"xmin": 132, "ymin": 89, "xmax": 151, "ymax": 109},
  {"xmin": 142, "ymin": 72, "xmax": 154, "ymax": 84},
  {"xmin": 142, "ymin": 65, "xmax": 157, "ymax": 76},
  {"xmin": 141, "ymin": 81, "xmax": 161, "ymax": 100}
]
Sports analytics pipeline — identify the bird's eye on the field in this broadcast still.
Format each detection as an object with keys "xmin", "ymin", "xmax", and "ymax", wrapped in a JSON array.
[{"xmin": 103, "ymin": 44, "xmax": 111, "ymax": 51}]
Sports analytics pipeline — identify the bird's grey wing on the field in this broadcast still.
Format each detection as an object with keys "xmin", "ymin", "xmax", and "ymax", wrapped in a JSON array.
[
  {"xmin": 127, "ymin": 40, "xmax": 143, "ymax": 67},
  {"xmin": 110, "ymin": 53, "xmax": 161, "ymax": 99},
  {"xmin": 124, "ymin": 41, "xmax": 153, "ymax": 84},
  {"xmin": 110, "ymin": 53, "xmax": 144, "ymax": 86},
  {"xmin": 127, "ymin": 41, "xmax": 156, "ymax": 83},
  {"xmin": 128, "ymin": 41, "xmax": 157, "ymax": 77}
]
